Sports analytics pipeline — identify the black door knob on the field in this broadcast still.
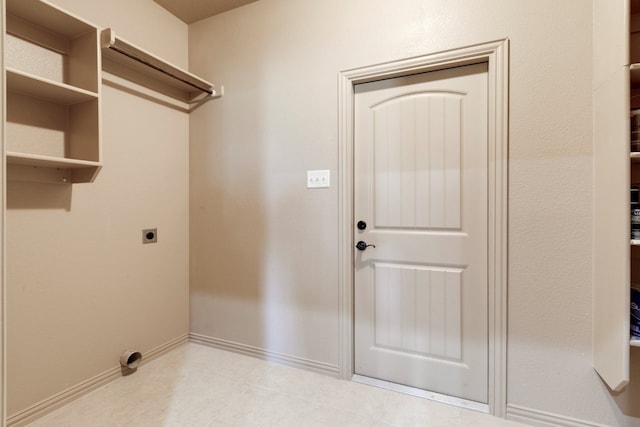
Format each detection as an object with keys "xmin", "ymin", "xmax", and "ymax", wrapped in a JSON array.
[
  {"xmin": 357, "ymin": 221, "xmax": 367, "ymax": 230},
  {"xmin": 356, "ymin": 241, "xmax": 376, "ymax": 251}
]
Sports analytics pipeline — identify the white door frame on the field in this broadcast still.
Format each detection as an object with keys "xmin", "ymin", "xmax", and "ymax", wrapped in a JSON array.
[{"xmin": 337, "ymin": 39, "xmax": 509, "ymax": 416}]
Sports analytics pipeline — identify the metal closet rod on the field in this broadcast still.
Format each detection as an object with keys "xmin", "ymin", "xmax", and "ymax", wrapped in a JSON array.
[{"xmin": 108, "ymin": 44, "xmax": 214, "ymax": 96}]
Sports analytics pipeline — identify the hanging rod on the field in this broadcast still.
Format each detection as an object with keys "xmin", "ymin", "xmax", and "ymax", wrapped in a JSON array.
[
  {"xmin": 108, "ymin": 44, "xmax": 212, "ymax": 95},
  {"xmin": 101, "ymin": 29, "xmax": 217, "ymax": 99}
]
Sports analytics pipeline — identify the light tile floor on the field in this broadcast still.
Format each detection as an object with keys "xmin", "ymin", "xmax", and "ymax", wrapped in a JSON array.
[{"xmin": 28, "ymin": 343, "xmax": 524, "ymax": 427}]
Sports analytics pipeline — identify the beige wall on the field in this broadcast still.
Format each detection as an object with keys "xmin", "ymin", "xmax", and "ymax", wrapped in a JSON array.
[
  {"xmin": 188, "ymin": 0, "xmax": 640, "ymax": 425},
  {"xmin": 5, "ymin": 0, "xmax": 640, "ymax": 424},
  {"xmin": 6, "ymin": 0, "xmax": 190, "ymax": 415}
]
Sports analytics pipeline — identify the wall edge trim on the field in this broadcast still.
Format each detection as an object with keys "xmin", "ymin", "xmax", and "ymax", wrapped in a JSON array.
[
  {"xmin": 6, "ymin": 334, "xmax": 188, "ymax": 427},
  {"xmin": 506, "ymin": 404, "xmax": 609, "ymax": 427},
  {"xmin": 189, "ymin": 333, "xmax": 340, "ymax": 378}
]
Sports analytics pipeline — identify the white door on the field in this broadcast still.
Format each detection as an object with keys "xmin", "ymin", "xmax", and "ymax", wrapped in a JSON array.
[{"xmin": 353, "ymin": 62, "xmax": 489, "ymax": 403}]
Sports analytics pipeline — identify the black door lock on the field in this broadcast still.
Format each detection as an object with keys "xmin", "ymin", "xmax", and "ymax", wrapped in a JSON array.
[
  {"xmin": 355, "ymin": 241, "xmax": 376, "ymax": 251},
  {"xmin": 357, "ymin": 221, "xmax": 367, "ymax": 230}
]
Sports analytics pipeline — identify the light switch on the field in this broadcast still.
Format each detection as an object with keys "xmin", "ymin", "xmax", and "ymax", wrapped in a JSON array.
[{"xmin": 307, "ymin": 170, "xmax": 330, "ymax": 188}]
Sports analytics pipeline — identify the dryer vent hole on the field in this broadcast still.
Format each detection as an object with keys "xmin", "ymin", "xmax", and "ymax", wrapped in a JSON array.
[
  {"xmin": 120, "ymin": 350, "xmax": 142, "ymax": 370},
  {"xmin": 126, "ymin": 353, "xmax": 141, "ymax": 366}
]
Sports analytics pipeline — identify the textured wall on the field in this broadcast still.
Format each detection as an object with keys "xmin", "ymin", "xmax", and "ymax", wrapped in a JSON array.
[
  {"xmin": 6, "ymin": 0, "xmax": 190, "ymax": 415},
  {"xmin": 188, "ymin": 0, "xmax": 639, "ymax": 425}
]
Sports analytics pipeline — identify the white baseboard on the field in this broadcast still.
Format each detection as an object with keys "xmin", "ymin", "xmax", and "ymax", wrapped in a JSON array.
[
  {"xmin": 189, "ymin": 333, "xmax": 340, "ymax": 378},
  {"xmin": 7, "ymin": 333, "xmax": 189, "ymax": 427},
  {"xmin": 506, "ymin": 404, "xmax": 609, "ymax": 427}
]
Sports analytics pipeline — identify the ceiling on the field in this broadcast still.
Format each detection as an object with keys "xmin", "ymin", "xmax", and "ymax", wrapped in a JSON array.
[{"xmin": 153, "ymin": 0, "xmax": 260, "ymax": 24}]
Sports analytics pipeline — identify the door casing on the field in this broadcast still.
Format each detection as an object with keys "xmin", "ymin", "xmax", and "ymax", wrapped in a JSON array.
[{"xmin": 337, "ymin": 39, "xmax": 509, "ymax": 416}]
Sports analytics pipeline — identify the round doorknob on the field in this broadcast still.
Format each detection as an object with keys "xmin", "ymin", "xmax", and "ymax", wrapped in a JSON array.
[{"xmin": 356, "ymin": 241, "xmax": 376, "ymax": 251}]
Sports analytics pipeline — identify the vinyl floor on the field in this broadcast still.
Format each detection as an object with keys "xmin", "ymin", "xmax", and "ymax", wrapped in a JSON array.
[{"xmin": 27, "ymin": 343, "xmax": 525, "ymax": 427}]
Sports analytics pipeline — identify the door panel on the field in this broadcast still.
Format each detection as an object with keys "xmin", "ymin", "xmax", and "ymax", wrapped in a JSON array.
[
  {"xmin": 373, "ymin": 264, "xmax": 463, "ymax": 361},
  {"xmin": 373, "ymin": 93, "xmax": 463, "ymax": 230},
  {"xmin": 354, "ymin": 63, "xmax": 489, "ymax": 403}
]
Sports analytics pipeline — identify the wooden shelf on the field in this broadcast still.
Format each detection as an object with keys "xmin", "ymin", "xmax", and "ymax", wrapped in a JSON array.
[
  {"xmin": 6, "ymin": 0, "xmax": 96, "ymax": 41},
  {"xmin": 6, "ymin": 68, "xmax": 98, "ymax": 105},
  {"xmin": 5, "ymin": 0, "xmax": 102, "ymax": 184},
  {"xmin": 101, "ymin": 28, "xmax": 218, "ymax": 103},
  {"xmin": 594, "ymin": 0, "xmax": 640, "ymax": 392},
  {"xmin": 7, "ymin": 152, "xmax": 101, "ymax": 169}
]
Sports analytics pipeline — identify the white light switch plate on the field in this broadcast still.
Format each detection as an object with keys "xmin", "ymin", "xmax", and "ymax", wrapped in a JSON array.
[{"xmin": 307, "ymin": 170, "xmax": 330, "ymax": 188}]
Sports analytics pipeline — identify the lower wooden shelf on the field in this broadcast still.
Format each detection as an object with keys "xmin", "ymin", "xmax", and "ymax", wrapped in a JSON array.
[
  {"xmin": 7, "ymin": 152, "xmax": 100, "ymax": 168},
  {"xmin": 7, "ymin": 152, "xmax": 101, "ymax": 183}
]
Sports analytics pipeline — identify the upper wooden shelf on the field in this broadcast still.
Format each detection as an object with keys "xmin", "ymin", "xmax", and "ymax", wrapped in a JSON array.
[
  {"xmin": 101, "ymin": 28, "xmax": 219, "ymax": 103},
  {"xmin": 6, "ymin": 0, "xmax": 96, "ymax": 47},
  {"xmin": 6, "ymin": 68, "xmax": 98, "ymax": 105}
]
